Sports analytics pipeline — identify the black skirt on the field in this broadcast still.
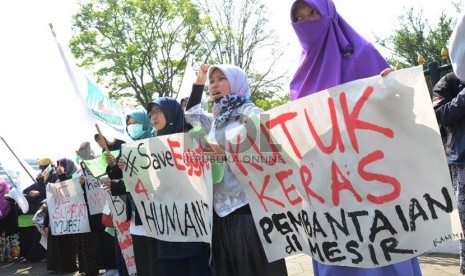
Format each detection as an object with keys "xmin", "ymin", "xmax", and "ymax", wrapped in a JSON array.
[
  {"xmin": 212, "ymin": 205, "xmax": 287, "ymax": 276},
  {"xmin": 46, "ymin": 231, "xmax": 78, "ymax": 273},
  {"xmin": 18, "ymin": 226, "xmax": 46, "ymax": 262}
]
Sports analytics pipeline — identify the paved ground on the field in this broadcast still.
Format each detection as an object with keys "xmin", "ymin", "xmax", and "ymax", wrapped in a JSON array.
[
  {"xmin": 285, "ymin": 253, "xmax": 461, "ymax": 276},
  {"xmin": 0, "ymin": 252, "xmax": 461, "ymax": 275}
]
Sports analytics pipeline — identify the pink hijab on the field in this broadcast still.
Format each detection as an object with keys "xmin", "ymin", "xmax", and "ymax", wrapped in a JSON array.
[{"xmin": 0, "ymin": 180, "xmax": 11, "ymax": 219}]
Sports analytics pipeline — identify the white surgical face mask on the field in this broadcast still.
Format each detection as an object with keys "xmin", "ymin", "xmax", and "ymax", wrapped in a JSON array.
[{"xmin": 127, "ymin": 124, "xmax": 144, "ymax": 139}]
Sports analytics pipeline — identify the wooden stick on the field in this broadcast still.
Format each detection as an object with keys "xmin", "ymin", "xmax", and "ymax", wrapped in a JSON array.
[
  {"xmin": 0, "ymin": 136, "xmax": 36, "ymax": 183},
  {"xmin": 95, "ymin": 123, "xmax": 110, "ymax": 154}
]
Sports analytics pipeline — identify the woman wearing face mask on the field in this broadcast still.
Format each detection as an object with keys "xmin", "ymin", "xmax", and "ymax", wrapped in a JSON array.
[
  {"xmin": 127, "ymin": 109, "xmax": 162, "ymax": 276},
  {"xmin": 126, "ymin": 110, "xmax": 157, "ymax": 140},
  {"xmin": 106, "ymin": 109, "xmax": 163, "ymax": 276}
]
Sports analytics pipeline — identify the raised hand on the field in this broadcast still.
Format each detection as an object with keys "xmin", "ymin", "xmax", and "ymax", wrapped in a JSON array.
[
  {"xmin": 118, "ymin": 157, "xmax": 126, "ymax": 170},
  {"xmin": 196, "ymin": 64, "xmax": 211, "ymax": 85}
]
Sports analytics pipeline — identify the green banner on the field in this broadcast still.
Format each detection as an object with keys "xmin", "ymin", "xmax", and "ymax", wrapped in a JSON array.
[
  {"xmin": 83, "ymin": 150, "xmax": 120, "ymax": 178},
  {"xmin": 86, "ymin": 79, "xmax": 125, "ymax": 134},
  {"xmin": 18, "ymin": 214, "xmax": 34, "ymax": 228},
  {"xmin": 105, "ymin": 227, "xmax": 115, "ymax": 237}
]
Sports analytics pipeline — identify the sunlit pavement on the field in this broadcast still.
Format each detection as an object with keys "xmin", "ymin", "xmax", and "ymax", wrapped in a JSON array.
[
  {"xmin": 0, "ymin": 253, "xmax": 460, "ymax": 276},
  {"xmin": 286, "ymin": 253, "xmax": 460, "ymax": 276}
]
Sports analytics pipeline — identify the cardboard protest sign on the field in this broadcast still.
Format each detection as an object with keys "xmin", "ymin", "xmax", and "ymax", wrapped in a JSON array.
[
  {"xmin": 32, "ymin": 206, "xmax": 48, "ymax": 249},
  {"xmin": 121, "ymin": 133, "xmax": 213, "ymax": 244},
  {"xmin": 224, "ymin": 66, "xmax": 461, "ymax": 267},
  {"xmin": 82, "ymin": 174, "xmax": 106, "ymax": 215},
  {"xmin": 104, "ymin": 192, "xmax": 137, "ymax": 275},
  {"xmin": 46, "ymin": 178, "xmax": 90, "ymax": 235}
]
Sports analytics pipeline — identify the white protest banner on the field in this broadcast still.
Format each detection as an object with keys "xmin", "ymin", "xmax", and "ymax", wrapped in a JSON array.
[
  {"xmin": 32, "ymin": 206, "xmax": 48, "ymax": 249},
  {"xmin": 83, "ymin": 174, "xmax": 106, "ymax": 215},
  {"xmin": 104, "ymin": 192, "xmax": 137, "ymax": 275},
  {"xmin": 224, "ymin": 66, "xmax": 461, "ymax": 267},
  {"xmin": 9, "ymin": 187, "xmax": 29, "ymax": 214},
  {"xmin": 121, "ymin": 133, "xmax": 213, "ymax": 243},
  {"xmin": 46, "ymin": 178, "xmax": 90, "ymax": 235}
]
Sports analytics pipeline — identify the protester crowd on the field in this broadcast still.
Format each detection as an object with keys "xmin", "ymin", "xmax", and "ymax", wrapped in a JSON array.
[{"xmin": 1, "ymin": 0, "xmax": 465, "ymax": 275}]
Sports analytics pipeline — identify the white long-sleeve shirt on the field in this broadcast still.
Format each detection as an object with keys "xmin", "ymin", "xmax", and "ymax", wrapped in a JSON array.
[{"xmin": 185, "ymin": 103, "xmax": 261, "ymax": 217}]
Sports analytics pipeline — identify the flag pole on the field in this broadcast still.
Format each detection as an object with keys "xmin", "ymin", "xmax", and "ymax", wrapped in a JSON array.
[
  {"xmin": 0, "ymin": 136, "xmax": 36, "ymax": 183},
  {"xmin": 95, "ymin": 123, "xmax": 111, "ymax": 154}
]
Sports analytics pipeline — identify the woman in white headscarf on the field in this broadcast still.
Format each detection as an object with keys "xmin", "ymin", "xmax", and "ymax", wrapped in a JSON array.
[
  {"xmin": 449, "ymin": 11, "xmax": 465, "ymax": 80},
  {"xmin": 185, "ymin": 64, "xmax": 287, "ymax": 276}
]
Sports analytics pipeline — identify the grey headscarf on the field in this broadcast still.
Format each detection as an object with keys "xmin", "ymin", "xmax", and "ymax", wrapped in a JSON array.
[
  {"xmin": 57, "ymin": 158, "xmax": 77, "ymax": 176},
  {"xmin": 76, "ymin": 141, "xmax": 95, "ymax": 160}
]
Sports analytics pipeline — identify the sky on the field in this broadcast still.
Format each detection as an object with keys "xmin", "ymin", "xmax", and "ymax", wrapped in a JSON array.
[{"xmin": 0, "ymin": 0, "xmax": 462, "ymax": 161}]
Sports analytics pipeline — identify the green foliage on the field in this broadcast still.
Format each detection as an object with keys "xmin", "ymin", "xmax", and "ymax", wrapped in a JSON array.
[
  {"xmin": 255, "ymin": 94, "xmax": 290, "ymax": 111},
  {"xmin": 376, "ymin": 7, "xmax": 457, "ymax": 68},
  {"xmin": 375, "ymin": 3, "xmax": 463, "ymax": 92},
  {"xmin": 70, "ymin": 0, "xmax": 205, "ymax": 108},
  {"xmin": 70, "ymin": 0, "xmax": 288, "ymax": 109},
  {"xmin": 195, "ymin": 0, "xmax": 287, "ymax": 102}
]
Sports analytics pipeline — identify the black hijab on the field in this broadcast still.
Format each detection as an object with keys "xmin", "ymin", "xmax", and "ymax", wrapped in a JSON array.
[{"xmin": 147, "ymin": 97, "xmax": 190, "ymax": 136}]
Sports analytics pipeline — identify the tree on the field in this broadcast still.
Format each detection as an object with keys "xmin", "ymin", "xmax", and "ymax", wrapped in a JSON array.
[
  {"xmin": 69, "ymin": 0, "xmax": 205, "ymax": 108},
  {"xmin": 195, "ymin": 0, "xmax": 288, "ymax": 108},
  {"xmin": 255, "ymin": 94, "xmax": 290, "ymax": 111},
  {"xmin": 376, "ymin": 5, "xmax": 461, "ymax": 68}
]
